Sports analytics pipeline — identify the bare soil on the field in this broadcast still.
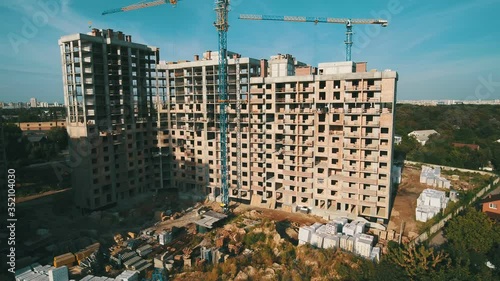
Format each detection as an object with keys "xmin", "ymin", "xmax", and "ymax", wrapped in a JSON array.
[{"xmin": 388, "ymin": 166, "xmax": 434, "ymax": 237}]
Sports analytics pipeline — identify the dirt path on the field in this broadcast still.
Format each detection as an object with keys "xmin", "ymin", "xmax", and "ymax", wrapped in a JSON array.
[{"xmin": 17, "ymin": 188, "xmax": 71, "ymax": 203}]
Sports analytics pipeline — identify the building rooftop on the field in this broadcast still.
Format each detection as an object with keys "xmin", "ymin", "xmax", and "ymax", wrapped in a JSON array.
[
  {"xmin": 481, "ymin": 193, "xmax": 500, "ymax": 204},
  {"xmin": 408, "ymin": 130, "xmax": 439, "ymax": 143},
  {"xmin": 195, "ymin": 211, "xmax": 228, "ymax": 229},
  {"xmin": 452, "ymin": 143, "xmax": 480, "ymax": 150}
]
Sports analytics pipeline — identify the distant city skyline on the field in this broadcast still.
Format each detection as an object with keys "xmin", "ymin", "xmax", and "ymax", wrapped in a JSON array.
[{"xmin": 1, "ymin": 0, "xmax": 500, "ymax": 102}]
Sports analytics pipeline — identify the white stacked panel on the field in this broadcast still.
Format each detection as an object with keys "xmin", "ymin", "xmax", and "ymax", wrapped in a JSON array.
[
  {"xmin": 298, "ymin": 226, "xmax": 315, "ymax": 244},
  {"xmin": 354, "ymin": 222, "xmax": 366, "ymax": 234},
  {"xmin": 345, "ymin": 237, "xmax": 355, "ymax": 252},
  {"xmin": 48, "ymin": 266, "xmax": 68, "ymax": 281},
  {"xmin": 339, "ymin": 235, "xmax": 348, "ymax": 250},
  {"xmin": 322, "ymin": 234, "xmax": 340, "ymax": 249},
  {"xmin": 354, "ymin": 234, "xmax": 374, "ymax": 258},
  {"xmin": 342, "ymin": 222, "xmax": 357, "ymax": 236},
  {"xmin": 310, "ymin": 232, "xmax": 326, "ymax": 248},
  {"xmin": 115, "ymin": 270, "xmax": 139, "ymax": 281},
  {"xmin": 370, "ymin": 247, "xmax": 381, "ymax": 262}
]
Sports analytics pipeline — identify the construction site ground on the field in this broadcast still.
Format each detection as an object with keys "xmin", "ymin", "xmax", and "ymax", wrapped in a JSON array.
[{"xmin": 387, "ymin": 164, "xmax": 491, "ymax": 239}]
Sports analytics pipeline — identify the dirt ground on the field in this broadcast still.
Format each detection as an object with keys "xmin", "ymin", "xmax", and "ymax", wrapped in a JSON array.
[
  {"xmin": 387, "ymin": 165, "xmax": 435, "ymax": 238},
  {"xmin": 387, "ymin": 164, "xmax": 491, "ymax": 239},
  {"xmin": 203, "ymin": 201, "xmax": 325, "ymax": 226}
]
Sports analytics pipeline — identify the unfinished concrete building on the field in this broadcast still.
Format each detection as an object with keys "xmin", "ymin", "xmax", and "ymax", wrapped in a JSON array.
[
  {"xmin": 156, "ymin": 52, "xmax": 398, "ymax": 220},
  {"xmin": 59, "ymin": 29, "xmax": 159, "ymax": 212}
]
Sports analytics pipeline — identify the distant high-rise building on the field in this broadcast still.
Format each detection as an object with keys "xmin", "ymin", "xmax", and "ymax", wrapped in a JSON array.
[
  {"xmin": 30, "ymin": 97, "xmax": 38, "ymax": 108},
  {"xmin": 59, "ymin": 29, "xmax": 159, "ymax": 212}
]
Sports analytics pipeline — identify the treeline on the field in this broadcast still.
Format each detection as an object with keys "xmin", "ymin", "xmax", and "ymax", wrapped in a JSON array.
[
  {"xmin": 2, "ymin": 123, "xmax": 68, "ymax": 167},
  {"xmin": 394, "ymin": 104, "xmax": 500, "ymax": 171},
  {"xmin": 1, "ymin": 107, "xmax": 66, "ymax": 122}
]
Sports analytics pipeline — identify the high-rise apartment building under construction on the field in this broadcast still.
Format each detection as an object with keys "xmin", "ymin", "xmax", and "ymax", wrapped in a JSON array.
[
  {"xmin": 59, "ymin": 29, "xmax": 159, "ymax": 212},
  {"xmin": 156, "ymin": 52, "xmax": 398, "ymax": 220},
  {"xmin": 59, "ymin": 28, "xmax": 397, "ymax": 220}
]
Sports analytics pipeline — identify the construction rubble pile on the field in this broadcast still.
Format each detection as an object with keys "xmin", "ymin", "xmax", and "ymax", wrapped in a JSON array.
[
  {"xmin": 415, "ymin": 188, "xmax": 449, "ymax": 222},
  {"xmin": 298, "ymin": 219, "xmax": 380, "ymax": 261}
]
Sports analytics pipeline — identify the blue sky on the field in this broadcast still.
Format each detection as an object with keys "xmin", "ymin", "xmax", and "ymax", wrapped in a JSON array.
[{"xmin": 0, "ymin": 0, "xmax": 499, "ymax": 103}]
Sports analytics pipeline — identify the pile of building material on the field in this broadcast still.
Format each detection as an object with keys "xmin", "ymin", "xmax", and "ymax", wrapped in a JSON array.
[
  {"xmin": 80, "ymin": 275, "xmax": 114, "ymax": 281},
  {"xmin": 136, "ymin": 244, "xmax": 152, "ymax": 257},
  {"xmin": 114, "ymin": 270, "xmax": 139, "ymax": 281},
  {"xmin": 122, "ymin": 253, "xmax": 152, "ymax": 273},
  {"xmin": 420, "ymin": 166, "xmax": 451, "ymax": 189},
  {"xmin": 75, "ymin": 243, "xmax": 100, "ymax": 265},
  {"xmin": 158, "ymin": 231, "xmax": 172, "ymax": 245},
  {"xmin": 15, "ymin": 264, "xmax": 69, "ymax": 281},
  {"xmin": 416, "ymin": 188, "xmax": 449, "ymax": 222},
  {"xmin": 354, "ymin": 234, "xmax": 375, "ymax": 258},
  {"xmin": 298, "ymin": 219, "xmax": 381, "ymax": 261},
  {"xmin": 54, "ymin": 253, "xmax": 76, "ymax": 268},
  {"xmin": 392, "ymin": 165, "xmax": 402, "ymax": 184},
  {"xmin": 200, "ymin": 246, "xmax": 224, "ymax": 264}
]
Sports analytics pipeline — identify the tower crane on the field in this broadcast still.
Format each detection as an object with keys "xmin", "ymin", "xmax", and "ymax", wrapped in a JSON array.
[
  {"xmin": 102, "ymin": 0, "xmax": 180, "ymax": 15},
  {"xmin": 102, "ymin": 0, "xmax": 233, "ymax": 213},
  {"xmin": 214, "ymin": 0, "xmax": 231, "ymax": 213},
  {"xmin": 238, "ymin": 14, "xmax": 388, "ymax": 61}
]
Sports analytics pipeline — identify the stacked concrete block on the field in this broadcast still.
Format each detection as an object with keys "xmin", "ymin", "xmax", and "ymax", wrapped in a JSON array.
[
  {"xmin": 114, "ymin": 270, "xmax": 139, "ymax": 281},
  {"xmin": 310, "ymin": 232, "xmax": 327, "ymax": 248},
  {"xmin": 416, "ymin": 189, "xmax": 449, "ymax": 222},
  {"xmin": 158, "ymin": 231, "xmax": 172, "ymax": 245},
  {"xmin": 298, "ymin": 222, "xmax": 379, "ymax": 261},
  {"xmin": 354, "ymin": 234, "xmax": 374, "ymax": 258},
  {"xmin": 298, "ymin": 225, "xmax": 316, "ymax": 245},
  {"xmin": 420, "ymin": 166, "xmax": 451, "ymax": 189},
  {"xmin": 311, "ymin": 223, "xmax": 323, "ymax": 231},
  {"xmin": 48, "ymin": 266, "xmax": 68, "ymax": 281},
  {"xmin": 355, "ymin": 221, "xmax": 366, "ymax": 234},
  {"xmin": 370, "ymin": 247, "xmax": 381, "ymax": 262},
  {"xmin": 322, "ymin": 234, "xmax": 341, "ymax": 249},
  {"xmin": 342, "ymin": 222, "xmax": 357, "ymax": 236},
  {"xmin": 136, "ymin": 244, "xmax": 153, "ymax": 257},
  {"xmin": 339, "ymin": 235, "xmax": 348, "ymax": 250},
  {"xmin": 325, "ymin": 221, "xmax": 343, "ymax": 234}
]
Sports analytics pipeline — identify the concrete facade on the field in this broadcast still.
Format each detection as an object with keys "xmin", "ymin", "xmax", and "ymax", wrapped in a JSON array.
[
  {"xmin": 156, "ymin": 52, "xmax": 398, "ymax": 220},
  {"xmin": 59, "ymin": 29, "xmax": 159, "ymax": 211}
]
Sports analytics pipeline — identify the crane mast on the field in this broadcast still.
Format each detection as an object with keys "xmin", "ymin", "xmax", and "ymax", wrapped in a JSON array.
[
  {"xmin": 103, "ymin": 0, "xmax": 233, "ymax": 213},
  {"xmin": 214, "ymin": 0, "xmax": 230, "ymax": 212}
]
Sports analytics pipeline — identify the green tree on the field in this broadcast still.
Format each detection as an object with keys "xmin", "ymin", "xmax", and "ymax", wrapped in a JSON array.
[
  {"xmin": 3, "ymin": 123, "xmax": 28, "ymax": 163},
  {"xmin": 46, "ymin": 127, "xmax": 69, "ymax": 150},
  {"xmin": 444, "ymin": 207, "xmax": 500, "ymax": 254},
  {"xmin": 386, "ymin": 243, "xmax": 450, "ymax": 280}
]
